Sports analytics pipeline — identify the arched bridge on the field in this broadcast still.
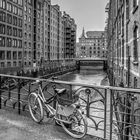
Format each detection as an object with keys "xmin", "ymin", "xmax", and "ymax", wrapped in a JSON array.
[{"xmin": 75, "ymin": 57, "xmax": 107, "ymax": 70}]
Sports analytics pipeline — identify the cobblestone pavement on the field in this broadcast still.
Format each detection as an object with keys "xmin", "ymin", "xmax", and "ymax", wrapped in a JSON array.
[{"xmin": 0, "ymin": 109, "xmax": 94, "ymax": 140}]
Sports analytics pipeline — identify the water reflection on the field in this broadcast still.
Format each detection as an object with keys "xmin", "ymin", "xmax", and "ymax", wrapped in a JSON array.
[{"xmin": 59, "ymin": 70, "xmax": 106, "ymax": 85}]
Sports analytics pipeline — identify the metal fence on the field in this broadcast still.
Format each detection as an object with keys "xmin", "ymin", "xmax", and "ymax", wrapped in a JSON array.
[{"xmin": 0, "ymin": 74, "xmax": 140, "ymax": 140}]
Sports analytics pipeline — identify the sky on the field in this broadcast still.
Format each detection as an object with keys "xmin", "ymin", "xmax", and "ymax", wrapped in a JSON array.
[{"xmin": 51, "ymin": 0, "xmax": 109, "ymax": 41}]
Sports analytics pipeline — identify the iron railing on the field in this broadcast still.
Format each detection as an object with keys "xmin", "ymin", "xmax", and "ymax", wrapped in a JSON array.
[{"xmin": 0, "ymin": 74, "xmax": 140, "ymax": 140}]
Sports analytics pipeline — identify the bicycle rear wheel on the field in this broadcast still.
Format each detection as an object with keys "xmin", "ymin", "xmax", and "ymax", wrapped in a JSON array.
[
  {"xmin": 60, "ymin": 109, "xmax": 87, "ymax": 139},
  {"xmin": 28, "ymin": 92, "xmax": 44, "ymax": 123}
]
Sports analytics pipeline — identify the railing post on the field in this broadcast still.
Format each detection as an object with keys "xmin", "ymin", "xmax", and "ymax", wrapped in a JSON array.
[
  {"xmin": 104, "ymin": 89, "xmax": 107, "ymax": 139},
  {"xmin": 124, "ymin": 93, "xmax": 131, "ymax": 140},
  {"xmin": 29, "ymin": 82, "xmax": 31, "ymax": 95},
  {"xmin": 69, "ymin": 84, "xmax": 72, "ymax": 99},
  {"xmin": 86, "ymin": 93, "xmax": 90, "ymax": 117},
  {"xmin": 53, "ymin": 82, "xmax": 57, "ymax": 110},
  {"xmin": 8, "ymin": 80, "xmax": 11, "ymax": 99},
  {"xmin": 17, "ymin": 78, "xmax": 21, "ymax": 114},
  {"xmin": 110, "ymin": 89, "xmax": 113, "ymax": 140},
  {"xmin": 0, "ymin": 76, "xmax": 1, "ymax": 109}
]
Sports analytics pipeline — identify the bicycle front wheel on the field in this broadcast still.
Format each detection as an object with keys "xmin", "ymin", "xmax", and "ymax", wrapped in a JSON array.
[
  {"xmin": 60, "ymin": 109, "xmax": 87, "ymax": 139},
  {"xmin": 28, "ymin": 92, "xmax": 44, "ymax": 123}
]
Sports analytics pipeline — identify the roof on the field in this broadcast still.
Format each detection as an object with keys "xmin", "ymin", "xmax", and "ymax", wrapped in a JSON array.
[{"xmin": 86, "ymin": 31, "xmax": 105, "ymax": 38}]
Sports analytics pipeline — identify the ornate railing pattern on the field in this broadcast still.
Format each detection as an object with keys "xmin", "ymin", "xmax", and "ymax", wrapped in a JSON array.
[{"xmin": 0, "ymin": 74, "xmax": 140, "ymax": 140}]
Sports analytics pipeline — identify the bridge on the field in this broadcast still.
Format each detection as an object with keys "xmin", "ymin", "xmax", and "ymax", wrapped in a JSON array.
[{"xmin": 75, "ymin": 57, "xmax": 107, "ymax": 70}]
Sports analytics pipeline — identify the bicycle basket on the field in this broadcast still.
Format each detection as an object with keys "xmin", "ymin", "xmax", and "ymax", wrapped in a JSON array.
[{"xmin": 57, "ymin": 91, "xmax": 79, "ymax": 106}]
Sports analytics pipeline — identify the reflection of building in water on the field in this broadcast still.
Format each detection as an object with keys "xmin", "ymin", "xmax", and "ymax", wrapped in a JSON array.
[{"xmin": 76, "ymin": 28, "xmax": 107, "ymax": 58}]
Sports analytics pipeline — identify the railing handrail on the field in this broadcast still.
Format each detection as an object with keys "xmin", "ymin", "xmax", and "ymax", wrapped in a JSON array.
[{"xmin": 0, "ymin": 74, "xmax": 140, "ymax": 93}]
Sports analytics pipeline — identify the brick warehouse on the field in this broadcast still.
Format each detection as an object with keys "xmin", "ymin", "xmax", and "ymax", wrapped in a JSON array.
[{"xmin": 107, "ymin": 0, "xmax": 140, "ymax": 88}]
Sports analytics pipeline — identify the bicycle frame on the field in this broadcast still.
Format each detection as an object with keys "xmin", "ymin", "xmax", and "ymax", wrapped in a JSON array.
[
  {"xmin": 36, "ymin": 84, "xmax": 56, "ymax": 116},
  {"xmin": 36, "ymin": 84, "xmax": 76, "ymax": 119}
]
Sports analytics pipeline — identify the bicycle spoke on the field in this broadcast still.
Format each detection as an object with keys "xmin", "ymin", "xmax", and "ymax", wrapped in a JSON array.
[
  {"xmin": 60, "ymin": 109, "xmax": 87, "ymax": 138},
  {"xmin": 28, "ymin": 92, "xmax": 44, "ymax": 123}
]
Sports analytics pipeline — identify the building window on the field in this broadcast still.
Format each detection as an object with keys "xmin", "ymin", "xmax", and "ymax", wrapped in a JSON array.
[
  {"xmin": 0, "ymin": 51, "xmax": 5, "ymax": 60},
  {"xmin": 7, "ymin": 38, "xmax": 12, "ymax": 47},
  {"xmin": 7, "ymin": 14, "xmax": 12, "ymax": 24},
  {"xmin": 12, "ymin": 39, "xmax": 17, "ymax": 48},
  {"xmin": 133, "ymin": 23, "xmax": 138, "ymax": 62},
  {"xmin": 13, "ymin": 51, "xmax": 17, "ymax": 60},
  {"xmin": 24, "ymin": 6, "xmax": 27, "ymax": 12},
  {"xmin": 13, "ymin": 6, "xmax": 18, "ymax": 15},
  {"xmin": 28, "ymin": 0, "xmax": 32, "ymax": 4},
  {"xmin": 13, "ymin": 0, "xmax": 18, "ymax": 3},
  {"xmin": 18, "ymin": 18, "xmax": 22, "ymax": 27},
  {"xmin": 19, "ymin": 61, "xmax": 22, "ymax": 67},
  {"xmin": 13, "ymin": 61, "xmax": 17, "ymax": 67},
  {"xmin": 13, "ymin": 28, "xmax": 17, "ymax": 36},
  {"xmin": 7, "ymin": 2, "xmax": 12, "ymax": 12},
  {"xmin": 0, "ymin": 0, "xmax": 2, "ymax": 8},
  {"xmin": 0, "ymin": 24, "xmax": 5, "ymax": 34},
  {"xmin": 2, "ymin": 0, "xmax": 6, "ymax": 9},
  {"xmin": 18, "ymin": 40, "xmax": 22, "ymax": 48},
  {"xmin": 29, "ymin": 25, "xmax": 31, "ymax": 31},
  {"xmin": 134, "ymin": 77, "xmax": 137, "ymax": 88},
  {"xmin": 1, "ymin": 62, "xmax": 5, "ymax": 68},
  {"xmin": 24, "ymin": 15, "xmax": 27, "ymax": 21},
  {"xmin": 28, "ymin": 51, "xmax": 31, "ymax": 59},
  {"xmin": 29, "ymin": 16, "xmax": 31, "ymax": 22},
  {"xmin": 24, "ymin": 41, "xmax": 27, "ymax": 49},
  {"xmin": 17, "ymin": 29, "xmax": 22, "ymax": 38},
  {"xmin": 18, "ymin": 0, "xmax": 23, "ymax": 6},
  {"xmin": 126, "ymin": 0, "xmax": 129, "ymax": 20},
  {"xmin": 24, "ymin": 51, "xmax": 27, "ymax": 58},
  {"xmin": 0, "ymin": 11, "xmax": 6, "ymax": 22},
  {"xmin": 18, "ymin": 51, "xmax": 22, "ymax": 59},
  {"xmin": 13, "ymin": 16, "xmax": 17, "ymax": 26},
  {"xmin": 7, "ymin": 26, "xmax": 12, "ymax": 36},
  {"xmin": 18, "ymin": 8, "xmax": 23, "ymax": 16},
  {"xmin": 0, "ymin": 36, "xmax": 5, "ymax": 47},
  {"xmin": 7, "ymin": 51, "xmax": 11, "ymax": 60},
  {"xmin": 29, "ymin": 42, "xmax": 31, "ymax": 48},
  {"xmin": 29, "ymin": 8, "xmax": 31, "ymax": 14},
  {"xmin": 7, "ymin": 62, "xmax": 11, "ymax": 67},
  {"xmin": 24, "ymin": 32, "xmax": 27, "ymax": 39},
  {"xmin": 37, "ymin": 2, "xmax": 41, "ymax": 10}
]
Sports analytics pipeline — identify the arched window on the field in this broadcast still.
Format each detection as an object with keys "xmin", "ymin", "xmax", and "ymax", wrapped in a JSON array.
[{"xmin": 133, "ymin": 21, "xmax": 138, "ymax": 62}]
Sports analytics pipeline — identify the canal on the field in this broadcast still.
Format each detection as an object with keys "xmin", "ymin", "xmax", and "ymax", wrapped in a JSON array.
[{"xmin": 58, "ymin": 69, "xmax": 107, "ymax": 85}]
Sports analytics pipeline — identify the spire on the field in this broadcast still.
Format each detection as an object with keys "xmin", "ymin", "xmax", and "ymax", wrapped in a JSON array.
[{"xmin": 81, "ymin": 27, "xmax": 86, "ymax": 38}]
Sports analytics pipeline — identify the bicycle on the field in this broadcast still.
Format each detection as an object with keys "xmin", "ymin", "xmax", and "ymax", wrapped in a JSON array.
[{"xmin": 28, "ymin": 78, "xmax": 87, "ymax": 139}]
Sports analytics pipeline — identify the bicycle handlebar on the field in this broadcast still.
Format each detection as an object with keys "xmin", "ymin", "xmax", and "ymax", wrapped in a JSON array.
[
  {"xmin": 51, "ymin": 76, "xmax": 58, "ymax": 81},
  {"xmin": 31, "ymin": 79, "xmax": 40, "ymax": 85}
]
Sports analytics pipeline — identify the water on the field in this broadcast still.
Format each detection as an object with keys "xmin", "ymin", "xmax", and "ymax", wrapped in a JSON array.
[
  {"xmin": 58, "ymin": 69, "xmax": 109, "ymax": 138},
  {"xmin": 59, "ymin": 69, "xmax": 107, "ymax": 85}
]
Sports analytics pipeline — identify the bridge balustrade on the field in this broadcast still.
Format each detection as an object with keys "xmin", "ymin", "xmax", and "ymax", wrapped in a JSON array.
[{"xmin": 0, "ymin": 74, "xmax": 140, "ymax": 140}]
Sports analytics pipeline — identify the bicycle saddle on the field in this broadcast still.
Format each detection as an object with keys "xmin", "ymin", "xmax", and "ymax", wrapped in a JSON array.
[{"xmin": 55, "ymin": 88, "xmax": 66, "ymax": 95}]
